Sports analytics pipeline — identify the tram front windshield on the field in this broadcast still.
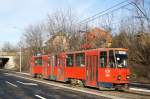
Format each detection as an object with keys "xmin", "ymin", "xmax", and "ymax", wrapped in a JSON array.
[{"xmin": 115, "ymin": 51, "xmax": 128, "ymax": 68}]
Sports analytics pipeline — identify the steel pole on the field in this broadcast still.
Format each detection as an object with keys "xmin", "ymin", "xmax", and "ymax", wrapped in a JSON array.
[{"xmin": 20, "ymin": 47, "xmax": 22, "ymax": 72}]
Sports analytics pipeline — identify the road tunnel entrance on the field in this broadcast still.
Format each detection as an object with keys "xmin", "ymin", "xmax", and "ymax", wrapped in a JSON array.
[{"xmin": 0, "ymin": 58, "xmax": 9, "ymax": 69}]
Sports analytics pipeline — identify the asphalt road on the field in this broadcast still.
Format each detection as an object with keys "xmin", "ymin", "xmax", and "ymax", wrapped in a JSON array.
[{"xmin": 0, "ymin": 71, "xmax": 108, "ymax": 99}]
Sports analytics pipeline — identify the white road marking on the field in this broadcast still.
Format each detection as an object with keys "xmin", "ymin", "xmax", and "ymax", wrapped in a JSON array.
[
  {"xmin": 3, "ymin": 73, "xmax": 11, "ymax": 75},
  {"xmin": 130, "ymin": 88, "xmax": 150, "ymax": 93},
  {"xmin": 5, "ymin": 81, "xmax": 18, "ymax": 88},
  {"xmin": 5, "ymin": 73, "xmax": 123, "ymax": 99},
  {"xmin": 16, "ymin": 72, "xmax": 31, "ymax": 76},
  {"xmin": 35, "ymin": 95, "xmax": 46, "ymax": 99},
  {"xmin": 16, "ymin": 81, "xmax": 38, "ymax": 86},
  {"xmin": 4, "ymin": 74, "xmax": 10, "ymax": 76}
]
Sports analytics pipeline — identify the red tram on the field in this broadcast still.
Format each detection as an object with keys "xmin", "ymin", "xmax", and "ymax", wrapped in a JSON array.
[{"xmin": 31, "ymin": 48, "xmax": 130, "ymax": 90}]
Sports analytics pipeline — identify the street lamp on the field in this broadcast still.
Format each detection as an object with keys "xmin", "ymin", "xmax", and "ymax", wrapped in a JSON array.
[
  {"xmin": 18, "ymin": 41, "xmax": 23, "ymax": 73},
  {"xmin": 19, "ymin": 46, "xmax": 22, "ymax": 72},
  {"xmin": 12, "ymin": 26, "xmax": 24, "ymax": 72},
  {"xmin": 0, "ymin": 26, "xmax": 24, "ymax": 72}
]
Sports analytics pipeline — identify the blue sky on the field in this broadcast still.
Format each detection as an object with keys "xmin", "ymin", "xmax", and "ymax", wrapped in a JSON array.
[{"xmin": 0, "ymin": 0, "xmax": 128, "ymax": 47}]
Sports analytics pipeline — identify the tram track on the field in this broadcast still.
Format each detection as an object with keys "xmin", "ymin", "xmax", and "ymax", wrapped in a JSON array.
[{"xmin": 130, "ymin": 83, "xmax": 150, "ymax": 90}]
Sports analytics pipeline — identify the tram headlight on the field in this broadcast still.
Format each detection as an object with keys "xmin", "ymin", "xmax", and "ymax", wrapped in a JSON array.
[
  {"xmin": 126, "ymin": 75, "xmax": 130, "ymax": 79},
  {"xmin": 117, "ymin": 75, "xmax": 121, "ymax": 80}
]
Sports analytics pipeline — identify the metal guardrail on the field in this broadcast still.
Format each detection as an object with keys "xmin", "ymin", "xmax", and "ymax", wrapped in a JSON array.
[{"xmin": 130, "ymin": 83, "xmax": 150, "ymax": 90}]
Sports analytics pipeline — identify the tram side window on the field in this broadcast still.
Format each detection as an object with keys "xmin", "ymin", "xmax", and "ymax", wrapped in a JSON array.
[
  {"xmin": 55, "ymin": 55, "xmax": 58, "ymax": 66},
  {"xmin": 66, "ymin": 54, "xmax": 74, "ymax": 67},
  {"xmin": 75, "ymin": 53, "xmax": 85, "ymax": 67},
  {"xmin": 48, "ymin": 56, "xmax": 51, "ymax": 66},
  {"xmin": 100, "ymin": 51, "xmax": 107, "ymax": 68},
  {"xmin": 35, "ymin": 57, "xmax": 42, "ymax": 66},
  {"xmin": 109, "ymin": 50, "xmax": 115, "ymax": 68},
  {"xmin": 51, "ymin": 56, "xmax": 55, "ymax": 67}
]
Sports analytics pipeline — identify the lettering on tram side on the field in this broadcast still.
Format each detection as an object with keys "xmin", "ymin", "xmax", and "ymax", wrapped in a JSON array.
[{"xmin": 105, "ymin": 69, "xmax": 110, "ymax": 77}]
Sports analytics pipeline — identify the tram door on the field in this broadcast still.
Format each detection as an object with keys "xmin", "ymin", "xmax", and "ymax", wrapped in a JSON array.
[
  {"xmin": 86, "ymin": 51, "xmax": 98, "ymax": 87},
  {"xmin": 50, "ymin": 56, "xmax": 55, "ymax": 80},
  {"xmin": 42, "ymin": 56, "xmax": 48, "ymax": 79},
  {"xmin": 30, "ymin": 57, "xmax": 34, "ymax": 75},
  {"xmin": 57, "ymin": 54, "xmax": 65, "ymax": 81}
]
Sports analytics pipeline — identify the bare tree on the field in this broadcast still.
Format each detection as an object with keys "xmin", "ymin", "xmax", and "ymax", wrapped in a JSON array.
[
  {"xmin": 45, "ymin": 9, "xmax": 83, "ymax": 53},
  {"xmin": 1, "ymin": 41, "xmax": 15, "ymax": 52},
  {"xmin": 111, "ymin": 0, "xmax": 150, "ymax": 81},
  {"xmin": 23, "ymin": 24, "xmax": 44, "ymax": 50},
  {"xmin": 20, "ymin": 24, "xmax": 45, "ymax": 71}
]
